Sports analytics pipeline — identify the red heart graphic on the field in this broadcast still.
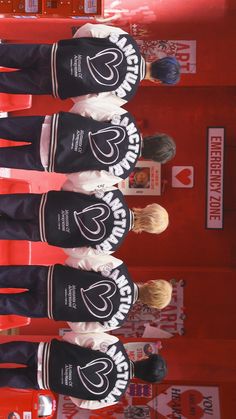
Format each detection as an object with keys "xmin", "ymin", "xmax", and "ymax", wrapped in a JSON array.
[
  {"xmin": 167, "ymin": 389, "xmax": 204, "ymax": 418},
  {"xmin": 175, "ymin": 168, "xmax": 192, "ymax": 185}
]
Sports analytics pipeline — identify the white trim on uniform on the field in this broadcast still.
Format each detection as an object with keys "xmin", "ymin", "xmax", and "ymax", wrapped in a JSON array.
[
  {"xmin": 51, "ymin": 43, "xmax": 59, "ymax": 98},
  {"xmin": 48, "ymin": 113, "xmax": 59, "ymax": 172},
  {"xmin": 42, "ymin": 342, "xmax": 51, "ymax": 389},
  {"xmin": 129, "ymin": 210, "xmax": 134, "ymax": 231},
  {"xmin": 47, "ymin": 266, "xmax": 54, "ymax": 319},
  {"xmin": 133, "ymin": 283, "xmax": 139, "ymax": 304},
  {"xmin": 130, "ymin": 360, "xmax": 135, "ymax": 378},
  {"xmin": 38, "ymin": 341, "xmax": 51, "ymax": 390},
  {"xmin": 140, "ymin": 57, "xmax": 146, "ymax": 81},
  {"xmin": 39, "ymin": 193, "xmax": 48, "ymax": 242}
]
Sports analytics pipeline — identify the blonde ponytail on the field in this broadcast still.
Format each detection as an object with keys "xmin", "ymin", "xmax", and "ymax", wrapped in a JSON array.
[{"xmin": 132, "ymin": 204, "xmax": 169, "ymax": 234}]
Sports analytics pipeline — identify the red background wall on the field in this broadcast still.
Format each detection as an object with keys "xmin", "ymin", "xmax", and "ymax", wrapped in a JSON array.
[{"xmin": 0, "ymin": 0, "xmax": 236, "ymax": 417}]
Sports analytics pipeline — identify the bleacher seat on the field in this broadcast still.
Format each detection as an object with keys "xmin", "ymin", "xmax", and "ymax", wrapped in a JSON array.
[{"xmin": 0, "ymin": 67, "xmax": 32, "ymax": 112}]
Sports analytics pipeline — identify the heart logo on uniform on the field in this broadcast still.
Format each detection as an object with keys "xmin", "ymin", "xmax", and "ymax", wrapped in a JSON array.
[
  {"xmin": 87, "ymin": 48, "xmax": 123, "ymax": 86},
  {"xmin": 77, "ymin": 358, "xmax": 113, "ymax": 395},
  {"xmin": 175, "ymin": 168, "xmax": 192, "ymax": 185},
  {"xmin": 81, "ymin": 280, "xmax": 117, "ymax": 319},
  {"xmin": 74, "ymin": 203, "xmax": 111, "ymax": 241},
  {"xmin": 89, "ymin": 126, "xmax": 126, "ymax": 164}
]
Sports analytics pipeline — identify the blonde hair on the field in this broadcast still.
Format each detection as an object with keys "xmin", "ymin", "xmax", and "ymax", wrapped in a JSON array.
[
  {"xmin": 138, "ymin": 280, "xmax": 173, "ymax": 309},
  {"xmin": 132, "ymin": 204, "xmax": 169, "ymax": 234}
]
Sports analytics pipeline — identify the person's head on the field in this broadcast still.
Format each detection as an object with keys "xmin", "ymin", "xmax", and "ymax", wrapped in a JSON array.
[
  {"xmin": 143, "ymin": 343, "xmax": 154, "ymax": 356},
  {"xmin": 146, "ymin": 56, "xmax": 181, "ymax": 85},
  {"xmin": 133, "ymin": 354, "xmax": 167, "ymax": 383},
  {"xmin": 8, "ymin": 414, "xmax": 20, "ymax": 419},
  {"xmin": 138, "ymin": 279, "xmax": 173, "ymax": 309},
  {"xmin": 142, "ymin": 133, "xmax": 176, "ymax": 164},
  {"xmin": 134, "ymin": 169, "xmax": 150, "ymax": 187},
  {"xmin": 132, "ymin": 203, "xmax": 169, "ymax": 234}
]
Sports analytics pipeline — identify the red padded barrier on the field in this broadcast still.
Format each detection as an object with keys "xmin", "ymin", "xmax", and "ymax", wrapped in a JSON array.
[
  {"xmin": 0, "ymin": 314, "xmax": 31, "ymax": 331},
  {"xmin": 0, "ymin": 92, "xmax": 32, "ymax": 112},
  {"xmin": 0, "ymin": 177, "xmax": 31, "ymax": 194},
  {"xmin": 0, "ymin": 388, "xmax": 56, "ymax": 418},
  {"xmin": 0, "ymin": 67, "xmax": 32, "ymax": 112}
]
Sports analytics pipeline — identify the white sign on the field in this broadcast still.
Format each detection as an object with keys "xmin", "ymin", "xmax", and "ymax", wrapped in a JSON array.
[
  {"xmin": 25, "ymin": 0, "xmax": 39, "ymax": 13},
  {"xmin": 172, "ymin": 166, "xmax": 194, "ymax": 188},
  {"xmin": 175, "ymin": 40, "xmax": 196, "ymax": 73},
  {"xmin": 124, "ymin": 341, "xmax": 160, "ymax": 360},
  {"xmin": 57, "ymin": 395, "xmax": 80, "ymax": 419},
  {"xmin": 85, "ymin": 0, "xmax": 98, "ymax": 13},
  {"xmin": 206, "ymin": 127, "xmax": 224, "ymax": 229},
  {"xmin": 0, "ymin": 168, "xmax": 11, "ymax": 178},
  {"xmin": 137, "ymin": 40, "xmax": 196, "ymax": 73},
  {"xmin": 148, "ymin": 385, "xmax": 221, "ymax": 419},
  {"xmin": 119, "ymin": 160, "xmax": 161, "ymax": 195}
]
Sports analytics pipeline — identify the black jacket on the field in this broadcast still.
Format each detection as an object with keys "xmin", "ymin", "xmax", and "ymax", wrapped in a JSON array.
[
  {"xmin": 39, "ymin": 189, "xmax": 133, "ymax": 251},
  {"xmin": 47, "ymin": 263, "xmax": 137, "ymax": 326},
  {"xmin": 51, "ymin": 33, "xmax": 145, "ymax": 100},
  {"xmin": 41, "ymin": 338, "xmax": 132, "ymax": 402},
  {"xmin": 48, "ymin": 111, "xmax": 141, "ymax": 176}
]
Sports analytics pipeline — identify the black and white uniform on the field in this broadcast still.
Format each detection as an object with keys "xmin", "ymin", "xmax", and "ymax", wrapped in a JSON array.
[
  {"xmin": 0, "ymin": 188, "xmax": 133, "ymax": 253},
  {"xmin": 0, "ymin": 23, "xmax": 145, "ymax": 103},
  {"xmin": 0, "ymin": 255, "xmax": 138, "ymax": 332},
  {"xmin": 0, "ymin": 105, "xmax": 141, "ymax": 180},
  {"xmin": 0, "ymin": 332, "xmax": 133, "ymax": 410}
]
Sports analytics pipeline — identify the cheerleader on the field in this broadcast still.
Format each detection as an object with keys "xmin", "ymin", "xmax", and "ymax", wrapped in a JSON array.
[
  {"xmin": 0, "ymin": 98, "xmax": 176, "ymax": 191},
  {"xmin": 0, "ymin": 187, "xmax": 169, "ymax": 253},
  {"xmin": 0, "ymin": 254, "xmax": 172, "ymax": 331},
  {"xmin": 0, "ymin": 23, "xmax": 180, "ymax": 103},
  {"xmin": 0, "ymin": 332, "xmax": 167, "ymax": 409}
]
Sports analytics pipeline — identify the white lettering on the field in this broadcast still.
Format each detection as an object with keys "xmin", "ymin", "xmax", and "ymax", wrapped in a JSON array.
[{"xmin": 104, "ymin": 343, "xmax": 130, "ymax": 403}]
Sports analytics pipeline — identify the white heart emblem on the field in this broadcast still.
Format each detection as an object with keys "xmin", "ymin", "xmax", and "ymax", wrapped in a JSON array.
[
  {"xmin": 77, "ymin": 358, "xmax": 113, "ymax": 395},
  {"xmin": 74, "ymin": 203, "xmax": 110, "ymax": 242},
  {"xmin": 81, "ymin": 280, "xmax": 117, "ymax": 319},
  {"xmin": 87, "ymin": 48, "xmax": 123, "ymax": 86},
  {"xmin": 89, "ymin": 126, "xmax": 126, "ymax": 164}
]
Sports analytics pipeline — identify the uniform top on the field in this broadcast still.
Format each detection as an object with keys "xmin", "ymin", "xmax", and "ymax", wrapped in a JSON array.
[
  {"xmin": 40, "ymin": 98, "xmax": 143, "ymax": 192},
  {"xmin": 39, "ymin": 187, "xmax": 133, "ymax": 253},
  {"xmin": 37, "ymin": 332, "xmax": 133, "ymax": 410},
  {"xmin": 51, "ymin": 23, "xmax": 145, "ymax": 103},
  {"xmin": 47, "ymin": 109, "xmax": 141, "ymax": 177},
  {"xmin": 48, "ymin": 260, "xmax": 138, "ymax": 331}
]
